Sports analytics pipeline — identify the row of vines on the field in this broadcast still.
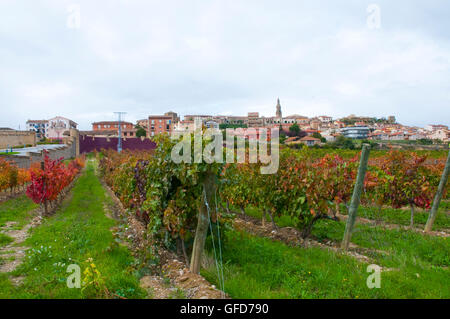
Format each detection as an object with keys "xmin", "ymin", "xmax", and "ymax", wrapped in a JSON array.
[
  {"xmin": 0, "ymin": 157, "xmax": 35, "ymax": 195},
  {"xmin": 0, "ymin": 153, "xmax": 85, "ymax": 215},
  {"xmin": 97, "ymin": 134, "xmax": 449, "ymax": 274}
]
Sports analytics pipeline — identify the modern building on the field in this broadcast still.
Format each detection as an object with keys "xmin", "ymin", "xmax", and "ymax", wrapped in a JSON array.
[
  {"xmin": 148, "ymin": 115, "xmax": 173, "ymax": 137},
  {"xmin": 341, "ymin": 126, "xmax": 370, "ymax": 139},
  {"xmin": 26, "ymin": 120, "xmax": 48, "ymax": 140}
]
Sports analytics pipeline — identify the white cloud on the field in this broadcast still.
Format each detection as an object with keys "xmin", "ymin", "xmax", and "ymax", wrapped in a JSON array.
[
  {"xmin": 0, "ymin": 0, "xmax": 449, "ymax": 129},
  {"xmin": 21, "ymin": 83, "xmax": 74, "ymax": 100},
  {"xmin": 333, "ymin": 83, "xmax": 361, "ymax": 97}
]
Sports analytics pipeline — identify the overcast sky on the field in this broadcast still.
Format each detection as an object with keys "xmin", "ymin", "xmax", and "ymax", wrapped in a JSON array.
[{"xmin": 1, "ymin": 0, "xmax": 449, "ymax": 130}]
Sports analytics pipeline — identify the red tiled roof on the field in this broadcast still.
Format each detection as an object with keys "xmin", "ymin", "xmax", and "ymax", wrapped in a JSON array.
[{"xmin": 300, "ymin": 136, "xmax": 320, "ymax": 141}]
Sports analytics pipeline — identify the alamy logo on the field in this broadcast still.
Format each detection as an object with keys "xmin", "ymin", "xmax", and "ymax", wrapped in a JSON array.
[
  {"xmin": 66, "ymin": 264, "xmax": 81, "ymax": 288},
  {"xmin": 367, "ymin": 4, "xmax": 381, "ymax": 30},
  {"xmin": 170, "ymin": 128, "xmax": 280, "ymax": 174},
  {"xmin": 67, "ymin": 4, "xmax": 81, "ymax": 29},
  {"xmin": 366, "ymin": 264, "xmax": 381, "ymax": 289}
]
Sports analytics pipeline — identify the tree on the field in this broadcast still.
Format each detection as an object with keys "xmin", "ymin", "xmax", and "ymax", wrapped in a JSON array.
[
  {"xmin": 289, "ymin": 123, "xmax": 300, "ymax": 135},
  {"xmin": 219, "ymin": 123, "xmax": 247, "ymax": 129},
  {"xmin": 279, "ymin": 133, "xmax": 287, "ymax": 144},
  {"xmin": 418, "ymin": 138, "xmax": 433, "ymax": 145},
  {"xmin": 333, "ymin": 136, "xmax": 355, "ymax": 150},
  {"xmin": 135, "ymin": 125, "xmax": 147, "ymax": 138},
  {"xmin": 98, "ymin": 133, "xmax": 224, "ymax": 275},
  {"xmin": 312, "ymin": 132, "xmax": 326, "ymax": 143}
]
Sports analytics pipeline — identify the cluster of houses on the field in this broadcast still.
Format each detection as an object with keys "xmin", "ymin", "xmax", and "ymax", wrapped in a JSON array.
[
  {"xmin": 23, "ymin": 100, "xmax": 449, "ymax": 147},
  {"xmin": 367, "ymin": 124, "xmax": 449, "ymax": 143}
]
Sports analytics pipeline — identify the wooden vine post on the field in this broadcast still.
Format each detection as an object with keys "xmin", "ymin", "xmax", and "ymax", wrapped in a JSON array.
[
  {"xmin": 341, "ymin": 144, "xmax": 371, "ymax": 251},
  {"xmin": 424, "ymin": 149, "xmax": 450, "ymax": 232},
  {"xmin": 190, "ymin": 170, "xmax": 217, "ymax": 274}
]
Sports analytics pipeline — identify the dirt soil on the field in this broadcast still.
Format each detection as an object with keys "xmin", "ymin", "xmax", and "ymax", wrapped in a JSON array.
[
  {"xmin": 0, "ymin": 211, "xmax": 42, "ymax": 283},
  {"xmin": 0, "ymin": 188, "xmax": 27, "ymax": 204},
  {"xmin": 101, "ymin": 178, "xmax": 226, "ymax": 299}
]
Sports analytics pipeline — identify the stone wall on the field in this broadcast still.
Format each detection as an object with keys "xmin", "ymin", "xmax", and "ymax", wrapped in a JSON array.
[
  {"xmin": 0, "ymin": 140, "xmax": 77, "ymax": 169},
  {"xmin": 0, "ymin": 130, "xmax": 36, "ymax": 149}
]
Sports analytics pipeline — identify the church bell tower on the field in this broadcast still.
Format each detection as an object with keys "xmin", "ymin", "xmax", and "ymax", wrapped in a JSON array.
[{"xmin": 276, "ymin": 98, "xmax": 282, "ymax": 119}]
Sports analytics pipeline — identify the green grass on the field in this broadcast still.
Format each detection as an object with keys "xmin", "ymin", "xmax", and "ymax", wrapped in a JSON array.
[
  {"xmin": 242, "ymin": 205, "xmax": 449, "ymax": 267},
  {"xmin": 0, "ymin": 159, "xmax": 146, "ymax": 299},
  {"xmin": 0, "ymin": 152, "xmax": 19, "ymax": 155},
  {"xmin": 209, "ymin": 205, "xmax": 450, "ymax": 298},
  {"xmin": 0, "ymin": 195, "xmax": 38, "ymax": 229},
  {"xmin": 244, "ymin": 201, "xmax": 450, "ymax": 231},
  {"xmin": 342, "ymin": 204, "xmax": 450, "ymax": 230},
  {"xmin": 202, "ymin": 229, "xmax": 449, "ymax": 298},
  {"xmin": 311, "ymin": 220, "xmax": 449, "ymax": 268}
]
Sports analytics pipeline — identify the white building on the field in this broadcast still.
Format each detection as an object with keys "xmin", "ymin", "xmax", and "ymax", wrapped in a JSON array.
[
  {"xmin": 46, "ymin": 116, "xmax": 77, "ymax": 140},
  {"xmin": 26, "ymin": 120, "xmax": 48, "ymax": 140},
  {"xmin": 425, "ymin": 124, "xmax": 448, "ymax": 132},
  {"xmin": 318, "ymin": 115, "xmax": 333, "ymax": 123},
  {"xmin": 428, "ymin": 129, "xmax": 450, "ymax": 141}
]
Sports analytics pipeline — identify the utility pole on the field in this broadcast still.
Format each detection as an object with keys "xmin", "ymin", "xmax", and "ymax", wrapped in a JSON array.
[{"xmin": 114, "ymin": 112, "xmax": 127, "ymax": 153}]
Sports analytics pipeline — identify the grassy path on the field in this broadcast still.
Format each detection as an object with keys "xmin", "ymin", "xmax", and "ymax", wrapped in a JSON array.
[
  {"xmin": 202, "ymin": 206, "xmax": 450, "ymax": 298},
  {"xmin": 0, "ymin": 195, "xmax": 38, "ymax": 230},
  {"xmin": 0, "ymin": 195, "xmax": 39, "ymax": 278},
  {"xmin": 0, "ymin": 159, "xmax": 145, "ymax": 298}
]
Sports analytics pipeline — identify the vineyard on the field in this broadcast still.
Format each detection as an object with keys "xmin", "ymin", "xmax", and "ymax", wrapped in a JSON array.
[{"xmin": 0, "ymin": 137, "xmax": 449, "ymax": 299}]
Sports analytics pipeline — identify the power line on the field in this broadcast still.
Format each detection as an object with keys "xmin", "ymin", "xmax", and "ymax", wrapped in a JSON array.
[{"xmin": 114, "ymin": 112, "xmax": 127, "ymax": 153}]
